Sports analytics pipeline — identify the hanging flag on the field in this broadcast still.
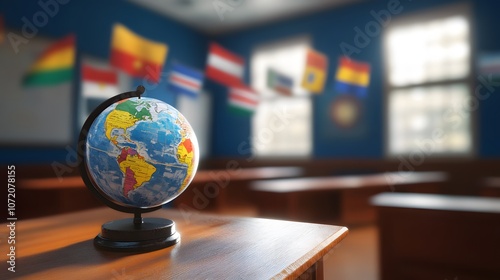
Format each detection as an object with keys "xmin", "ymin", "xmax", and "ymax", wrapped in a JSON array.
[
  {"xmin": 334, "ymin": 56, "xmax": 370, "ymax": 97},
  {"xmin": 228, "ymin": 85, "xmax": 258, "ymax": 114},
  {"xmin": 267, "ymin": 68, "xmax": 293, "ymax": 96},
  {"xmin": 206, "ymin": 42, "xmax": 244, "ymax": 87},
  {"xmin": 301, "ymin": 49, "xmax": 328, "ymax": 93},
  {"xmin": 81, "ymin": 64, "xmax": 118, "ymax": 98},
  {"xmin": 23, "ymin": 34, "xmax": 75, "ymax": 87},
  {"xmin": 110, "ymin": 24, "xmax": 168, "ymax": 83},
  {"xmin": 168, "ymin": 62, "xmax": 204, "ymax": 98}
]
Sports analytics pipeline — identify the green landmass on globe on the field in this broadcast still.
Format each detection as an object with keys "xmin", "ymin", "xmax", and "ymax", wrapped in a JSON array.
[{"xmin": 85, "ymin": 97, "xmax": 198, "ymax": 208}]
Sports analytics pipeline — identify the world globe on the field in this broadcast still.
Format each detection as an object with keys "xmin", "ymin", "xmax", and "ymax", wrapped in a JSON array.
[
  {"xmin": 84, "ymin": 95, "xmax": 199, "ymax": 209},
  {"xmin": 78, "ymin": 86, "xmax": 198, "ymax": 252}
]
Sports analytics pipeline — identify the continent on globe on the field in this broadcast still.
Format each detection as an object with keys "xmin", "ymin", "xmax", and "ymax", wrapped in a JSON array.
[
  {"xmin": 104, "ymin": 99, "xmax": 152, "ymax": 143},
  {"xmin": 117, "ymin": 147, "xmax": 156, "ymax": 197},
  {"xmin": 177, "ymin": 138, "xmax": 195, "ymax": 191}
]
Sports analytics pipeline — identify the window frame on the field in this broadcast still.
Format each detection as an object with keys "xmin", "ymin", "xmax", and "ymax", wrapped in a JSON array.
[
  {"xmin": 383, "ymin": 3, "xmax": 476, "ymax": 159},
  {"xmin": 250, "ymin": 35, "xmax": 313, "ymax": 159}
]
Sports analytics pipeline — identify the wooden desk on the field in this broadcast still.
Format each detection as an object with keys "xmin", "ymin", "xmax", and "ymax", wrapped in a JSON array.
[
  {"xmin": 372, "ymin": 193, "xmax": 500, "ymax": 279},
  {"xmin": 17, "ymin": 177, "xmax": 101, "ymax": 219},
  {"xmin": 0, "ymin": 208, "xmax": 347, "ymax": 279},
  {"xmin": 479, "ymin": 177, "xmax": 500, "ymax": 197},
  {"xmin": 175, "ymin": 166, "xmax": 304, "ymax": 211},
  {"xmin": 251, "ymin": 172, "xmax": 448, "ymax": 224},
  {"xmin": 16, "ymin": 167, "xmax": 304, "ymax": 219}
]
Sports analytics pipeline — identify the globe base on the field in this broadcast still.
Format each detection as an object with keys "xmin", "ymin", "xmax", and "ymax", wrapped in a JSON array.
[{"xmin": 94, "ymin": 217, "xmax": 180, "ymax": 252}]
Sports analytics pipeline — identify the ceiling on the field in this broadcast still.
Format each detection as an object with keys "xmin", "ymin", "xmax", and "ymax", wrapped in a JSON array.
[{"xmin": 128, "ymin": 0, "xmax": 358, "ymax": 34}]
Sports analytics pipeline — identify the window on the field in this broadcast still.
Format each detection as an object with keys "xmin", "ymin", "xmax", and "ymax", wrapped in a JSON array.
[
  {"xmin": 384, "ymin": 5, "xmax": 473, "ymax": 157},
  {"xmin": 251, "ymin": 37, "xmax": 312, "ymax": 157}
]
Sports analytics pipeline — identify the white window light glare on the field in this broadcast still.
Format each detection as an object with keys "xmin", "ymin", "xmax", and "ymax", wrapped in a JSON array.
[
  {"xmin": 251, "ymin": 37, "xmax": 312, "ymax": 158},
  {"xmin": 386, "ymin": 15, "xmax": 470, "ymax": 87}
]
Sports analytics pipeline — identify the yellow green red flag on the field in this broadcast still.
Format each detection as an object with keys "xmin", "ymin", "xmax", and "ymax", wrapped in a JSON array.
[
  {"xmin": 110, "ymin": 24, "xmax": 168, "ymax": 83},
  {"xmin": 23, "ymin": 34, "xmax": 75, "ymax": 87}
]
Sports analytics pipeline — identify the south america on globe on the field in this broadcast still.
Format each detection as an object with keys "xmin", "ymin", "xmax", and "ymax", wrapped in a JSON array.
[{"xmin": 85, "ymin": 96, "xmax": 199, "ymax": 209}]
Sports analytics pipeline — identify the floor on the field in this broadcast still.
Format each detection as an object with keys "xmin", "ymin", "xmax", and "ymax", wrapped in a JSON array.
[{"xmin": 324, "ymin": 225, "xmax": 379, "ymax": 280}]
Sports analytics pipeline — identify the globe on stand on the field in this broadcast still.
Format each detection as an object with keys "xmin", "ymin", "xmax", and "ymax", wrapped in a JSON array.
[{"xmin": 78, "ymin": 85, "xmax": 199, "ymax": 252}]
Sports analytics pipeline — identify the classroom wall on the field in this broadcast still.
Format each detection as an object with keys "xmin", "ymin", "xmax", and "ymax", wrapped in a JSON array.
[
  {"xmin": 0, "ymin": 0, "xmax": 208, "ymax": 165},
  {"xmin": 2, "ymin": 0, "xmax": 500, "ymax": 166},
  {"xmin": 211, "ymin": 0, "xmax": 500, "ymax": 159}
]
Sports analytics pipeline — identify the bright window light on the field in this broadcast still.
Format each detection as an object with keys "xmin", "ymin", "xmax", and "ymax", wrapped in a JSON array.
[
  {"xmin": 388, "ymin": 84, "xmax": 471, "ymax": 155},
  {"xmin": 386, "ymin": 15, "xmax": 470, "ymax": 87},
  {"xmin": 251, "ymin": 37, "xmax": 312, "ymax": 157},
  {"xmin": 385, "ymin": 10, "xmax": 473, "ymax": 157}
]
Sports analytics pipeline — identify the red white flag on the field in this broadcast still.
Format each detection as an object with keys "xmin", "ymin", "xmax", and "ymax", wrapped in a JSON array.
[
  {"xmin": 81, "ymin": 64, "xmax": 118, "ymax": 98},
  {"xmin": 206, "ymin": 42, "xmax": 244, "ymax": 87},
  {"xmin": 229, "ymin": 85, "xmax": 258, "ymax": 114}
]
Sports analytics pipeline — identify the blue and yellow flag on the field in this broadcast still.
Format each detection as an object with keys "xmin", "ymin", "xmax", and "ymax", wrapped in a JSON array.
[
  {"xmin": 334, "ymin": 56, "xmax": 370, "ymax": 97},
  {"xmin": 301, "ymin": 49, "xmax": 328, "ymax": 93}
]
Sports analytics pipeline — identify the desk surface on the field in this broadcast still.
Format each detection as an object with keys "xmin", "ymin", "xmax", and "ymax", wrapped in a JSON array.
[
  {"xmin": 1, "ymin": 208, "xmax": 347, "ymax": 279},
  {"xmin": 251, "ymin": 171, "xmax": 448, "ymax": 193}
]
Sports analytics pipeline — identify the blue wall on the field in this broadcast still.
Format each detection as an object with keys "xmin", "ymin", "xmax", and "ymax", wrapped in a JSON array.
[
  {"xmin": 2, "ymin": 0, "xmax": 500, "ymax": 165},
  {"xmin": 0, "ymin": 0, "xmax": 208, "ymax": 165},
  {"xmin": 473, "ymin": 1, "xmax": 500, "ymax": 157},
  {"xmin": 211, "ymin": 0, "xmax": 500, "ymax": 159}
]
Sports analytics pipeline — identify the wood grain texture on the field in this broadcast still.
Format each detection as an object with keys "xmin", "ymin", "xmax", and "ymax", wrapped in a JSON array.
[{"xmin": 0, "ymin": 208, "xmax": 347, "ymax": 280}]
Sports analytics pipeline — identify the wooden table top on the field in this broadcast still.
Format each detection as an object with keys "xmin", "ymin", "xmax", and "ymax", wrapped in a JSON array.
[
  {"xmin": 1, "ymin": 208, "xmax": 347, "ymax": 279},
  {"xmin": 251, "ymin": 172, "xmax": 448, "ymax": 193}
]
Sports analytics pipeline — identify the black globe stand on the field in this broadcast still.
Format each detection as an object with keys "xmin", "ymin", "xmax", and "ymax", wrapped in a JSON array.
[
  {"xmin": 94, "ymin": 212, "xmax": 180, "ymax": 252},
  {"xmin": 78, "ymin": 86, "xmax": 181, "ymax": 253}
]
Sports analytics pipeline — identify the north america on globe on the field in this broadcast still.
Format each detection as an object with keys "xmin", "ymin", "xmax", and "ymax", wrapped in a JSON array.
[{"xmin": 85, "ymin": 97, "xmax": 198, "ymax": 208}]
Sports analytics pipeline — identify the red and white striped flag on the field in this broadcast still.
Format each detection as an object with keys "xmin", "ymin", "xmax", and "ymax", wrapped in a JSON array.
[
  {"xmin": 81, "ymin": 64, "xmax": 119, "ymax": 98},
  {"xmin": 228, "ymin": 85, "xmax": 258, "ymax": 114},
  {"xmin": 206, "ymin": 42, "xmax": 244, "ymax": 87}
]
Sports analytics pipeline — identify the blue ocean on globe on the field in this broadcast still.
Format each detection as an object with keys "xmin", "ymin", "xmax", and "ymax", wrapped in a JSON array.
[{"xmin": 85, "ymin": 97, "xmax": 198, "ymax": 208}]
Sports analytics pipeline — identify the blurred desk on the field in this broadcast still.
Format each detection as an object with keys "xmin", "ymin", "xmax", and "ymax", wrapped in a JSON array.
[
  {"xmin": 251, "ymin": 172, "xmax": 448, "ymax": 224},
  {"xmin": 372, "ymin": 193, "xmax": 500, "ymax": 279},
  {"xmin": 17, "ymin": 167, "xmax": 304, "ymax": 219},
  {"xmin": 17, "ymin": 176, "xmax": 101, "ymax": 219},
  {"xmin": 175, "ymin": 166, "xmax": 304, "ymax": 211},
  {"xmin": 0, "ymin": 207, "xmax": 348, "ymax": 279},
  {"xmin": 479, "ymin": 177, "xmax": 500, "ymax": 197}
]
